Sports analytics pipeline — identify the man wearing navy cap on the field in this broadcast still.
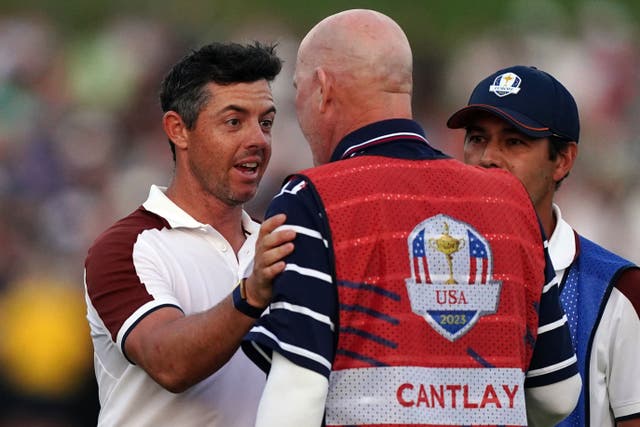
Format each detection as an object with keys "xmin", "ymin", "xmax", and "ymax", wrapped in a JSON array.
[{"xmin": 448, "ymin": 65, "xmax": 640, "ymax": 427}]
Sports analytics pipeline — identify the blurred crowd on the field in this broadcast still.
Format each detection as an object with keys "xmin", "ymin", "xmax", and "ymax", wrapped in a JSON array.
[{"xmin": 0, "ymin": 2, "xmax": 638, "ymax": 425}]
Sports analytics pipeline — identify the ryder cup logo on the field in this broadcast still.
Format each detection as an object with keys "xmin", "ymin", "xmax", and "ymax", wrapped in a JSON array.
[
  {"xmin": 405, "ymin": 214, "xmax": 502, "ymax": 341},
  {"xmin": 489, "ymin": 72, "xmax": 521, "ymax": 97}
]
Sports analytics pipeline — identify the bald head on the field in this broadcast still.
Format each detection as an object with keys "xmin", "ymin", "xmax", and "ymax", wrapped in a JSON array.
[
  {"xmin": 294, "ymin": 9, "xmax": 414, "ymax": 165},
  {"xmin": 298, "ymin": 9, "xmax": 413, "ymax": 95}
]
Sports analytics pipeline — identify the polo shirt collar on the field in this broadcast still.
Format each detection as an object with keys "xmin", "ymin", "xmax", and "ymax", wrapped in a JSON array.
[
  {"xmin": 142, "ymin": 185, "xmax": 258, "ymax": 235},
  {"xmin": 548, "ymin": 203, "xmax": 576, "ymax": 272},
  {"xmin": 330, "ymin": 119, "xmax": 430, "ymax": 162}
]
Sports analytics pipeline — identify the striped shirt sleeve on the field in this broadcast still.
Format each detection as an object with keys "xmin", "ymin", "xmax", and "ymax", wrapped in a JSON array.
[
  {"xmin": 525, "ymin": 238, "xmax": 579, "ymax": 387},
  {"xmin": 243, "ymin": 177, "xmax": 338, "ymax": 379}
]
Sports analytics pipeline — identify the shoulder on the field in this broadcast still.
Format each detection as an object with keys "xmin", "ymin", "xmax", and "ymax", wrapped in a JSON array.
[
  {"xmin": 575, "ymin": 234, "xmax": 639, "ymax": 309},
  {"xmin": 576, "ymin": 235, "xmax": 637, "ymax": 279},
  {"xmin": 86, "ymin": 207, "xmax": 170, "ymax": 265},
  {"xmin": 265, "ymin": 175, "xmax": 328, "ymax": 236},
  {"xmin": 270, "ymin": 175, "xmax": 317, "ymax": 207},
  {"xmin": 576, "ymin": 235, "xmax": 633, "ymax": 265},
  {"xmin": 612, "ymin": 267, "xmax": 640, "ymax": 315}
]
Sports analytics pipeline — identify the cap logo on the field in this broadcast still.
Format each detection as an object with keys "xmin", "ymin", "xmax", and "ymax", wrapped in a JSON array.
[{"xmin": 489, "ymin": 72, "xmax": 521, "ymax": 97}]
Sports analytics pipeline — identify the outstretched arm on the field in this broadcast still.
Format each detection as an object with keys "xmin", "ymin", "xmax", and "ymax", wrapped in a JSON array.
[
  {"xmin": 244, "ymin": 176, "xmax": 336, "ymax": 425},
  {"xmin": 124, "ymin": 214, "xmax": 295, "ymax": 392}
]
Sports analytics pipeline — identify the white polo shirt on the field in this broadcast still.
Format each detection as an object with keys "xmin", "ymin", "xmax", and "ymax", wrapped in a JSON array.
[
  {"xmin": 84, "ymin": 185, "xmax": 265, "ymax": 427},
  {"xmin": 549, "ymin": 204, "xmax": 640, "ymax": 426}
]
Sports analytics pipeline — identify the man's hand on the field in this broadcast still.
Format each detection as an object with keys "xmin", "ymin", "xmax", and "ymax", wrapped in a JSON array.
[{"xmin": 245, "ymin": 214, "xmax": 296, "ymax": 308}]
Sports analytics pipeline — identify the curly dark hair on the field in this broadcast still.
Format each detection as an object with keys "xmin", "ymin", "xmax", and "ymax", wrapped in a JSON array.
[{"xmin": 159, "ymin": 41, "xmax": 282, "ymax": 160}]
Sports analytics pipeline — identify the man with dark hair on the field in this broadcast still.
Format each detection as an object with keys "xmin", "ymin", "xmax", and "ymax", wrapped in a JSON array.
[
  {"xmin": 83, "ymin": 41, "xmax": 295, "ymax": 426},
  {"xmin": 159, "ymin": 42, "xmax": 282, "ymax": 161},
  {"xmin": 242, "ymin": 11, "xmax": 580, "ymax": 427},
  {"xmin": 448, "ymin": 65, "xmax": 640, "ymax": 427}
]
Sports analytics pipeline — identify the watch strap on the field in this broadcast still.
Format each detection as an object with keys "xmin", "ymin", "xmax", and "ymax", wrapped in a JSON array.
[{"xmin": 232, "ymin": 278, "xmax": 265, "ymax": 319}]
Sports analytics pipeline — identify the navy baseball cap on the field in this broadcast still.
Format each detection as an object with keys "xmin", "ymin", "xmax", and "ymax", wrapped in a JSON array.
[{"xmin": 447, "ymin": 65, "xmax": 580, "ymax": 142}]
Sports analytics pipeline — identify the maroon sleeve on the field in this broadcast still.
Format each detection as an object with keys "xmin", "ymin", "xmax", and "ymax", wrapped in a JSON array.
[
  {"xmin": 615, "ymin": 266, "xmax": 640, "ymax": 315},
  {"xmin": 85, "ymin": 207, "xmax": 170, "ymax": 341}
]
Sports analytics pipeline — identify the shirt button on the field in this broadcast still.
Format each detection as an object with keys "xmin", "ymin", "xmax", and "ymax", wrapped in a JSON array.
[{"xmin": 219, "ymin": 244, "xmax": 228, "ymax": 252}]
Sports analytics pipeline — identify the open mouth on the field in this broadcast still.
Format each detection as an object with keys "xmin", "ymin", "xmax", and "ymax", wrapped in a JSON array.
[{"xmin": 236, "ymin": 162, "xmax": 259, "ymax": 175}]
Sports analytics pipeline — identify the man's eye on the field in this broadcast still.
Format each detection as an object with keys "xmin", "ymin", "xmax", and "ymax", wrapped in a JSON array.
[
  {"xmin": 227, "ymin": 118, "xmax": 240, "ymax": 126},
  {"xmin": 261, "ymin": 119, "xmax": 274, "ymax": 129},
  {"xmin": 506, "ymin": 139, "xmax": 525, "ymax": 146}
]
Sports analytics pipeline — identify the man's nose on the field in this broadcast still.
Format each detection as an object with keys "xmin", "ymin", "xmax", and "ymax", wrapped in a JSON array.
[
  {"xmin": 245, "ymin": 122, "xmax": 270, "ymax": 149},
  {"xmin": 478, "ymin": 141, "xmax": 505, "ymax": 169}
]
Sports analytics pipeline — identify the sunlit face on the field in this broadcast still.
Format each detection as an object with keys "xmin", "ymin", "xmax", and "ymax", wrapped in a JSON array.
[
  {"xmin": 463, "ymin": 112, "xmax": 559, "ymax": 212},
  {"xmin": 184, "ymin": 80, "xmax": 275, "ymax": 206}
]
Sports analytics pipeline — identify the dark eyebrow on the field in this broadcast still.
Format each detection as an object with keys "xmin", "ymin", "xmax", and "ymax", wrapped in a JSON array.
[
  {"xmin": 262, "ymin": 105, "xmax": 277, "ymax": 116},
  {"xmin": 220, "ymin": 105, "xmax": 277, "ymax": 116}
]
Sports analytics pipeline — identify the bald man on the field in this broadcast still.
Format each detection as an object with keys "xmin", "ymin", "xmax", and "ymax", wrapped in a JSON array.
[{"xmin": 242, "ymin": 9, "xmax": 580, "ymax": 427}]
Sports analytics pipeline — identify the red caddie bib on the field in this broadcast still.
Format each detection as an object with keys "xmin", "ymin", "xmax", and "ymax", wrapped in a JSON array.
[{"xmin": 300, "ymin": 156, "xmax": 544, "ymax": 427}]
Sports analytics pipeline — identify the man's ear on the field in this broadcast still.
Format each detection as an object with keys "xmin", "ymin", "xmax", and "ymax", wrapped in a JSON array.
[
  {"xmin": 162, "ymin": 111, "xmax": 189, "ymax": 150},
  {"xmin": 315, "ymin": 67, "xmax": 331, "ymax": 113},
  {"xmin": 554, "ymin": 141, "xmax": 578, "ymax": 182}
]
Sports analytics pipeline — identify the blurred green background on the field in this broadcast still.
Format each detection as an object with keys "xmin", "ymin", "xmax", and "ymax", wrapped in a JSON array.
[
  {"xmin": 0, "ymin": 1, "xmax": 638, "ymax": 425},
  {"xmin": 4, "ymin": 0, "xmax": 640, "ymax": 42}
]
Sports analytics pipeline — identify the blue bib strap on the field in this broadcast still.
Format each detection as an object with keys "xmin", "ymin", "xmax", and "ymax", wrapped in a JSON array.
[{"xmin": 556, "ymin": 235, "xmax": 633, "ymax": 426}]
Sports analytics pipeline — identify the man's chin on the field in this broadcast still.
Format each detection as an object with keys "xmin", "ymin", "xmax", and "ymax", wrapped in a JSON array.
[{"xmin": 229, "ymin": 189, "xmax": 258, "ymax": 206}]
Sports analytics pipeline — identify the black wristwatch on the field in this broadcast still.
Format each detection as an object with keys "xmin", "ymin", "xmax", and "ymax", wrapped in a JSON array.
[{"xmin": 232, "ymin": 278, "xmax": 266, "ymax": 319}]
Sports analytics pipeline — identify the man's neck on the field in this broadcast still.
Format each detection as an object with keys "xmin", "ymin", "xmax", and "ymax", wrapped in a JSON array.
[
  {"xmin": 539, "ymin": 205, "xmax": 558, "ymax": 241},
  {"xmin": 165, "ymin": 184, "xmax": 246, "ymax": 254},
  {"xmin": 532, "ymin": 189, "xmax": 558, "ymax": 240}
]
